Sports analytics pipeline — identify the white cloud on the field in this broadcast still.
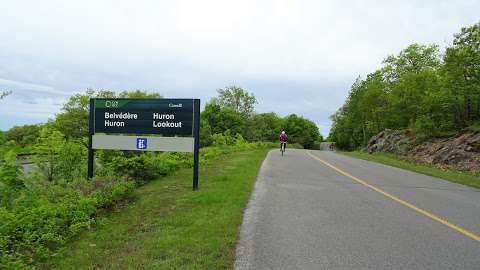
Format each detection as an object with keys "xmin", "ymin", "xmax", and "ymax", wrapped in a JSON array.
[
  {"xmin": 0, "ymin": 95, "xmax": 65, "ymax": 120},
  {"xmin": 0, "ymin": 78, "xmax": 66, "ymax": 95}
]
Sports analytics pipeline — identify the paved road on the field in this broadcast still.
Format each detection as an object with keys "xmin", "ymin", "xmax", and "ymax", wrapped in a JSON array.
[{"xmin": 234, "ymin": 149, "xmax": 480, "ymax": 270}]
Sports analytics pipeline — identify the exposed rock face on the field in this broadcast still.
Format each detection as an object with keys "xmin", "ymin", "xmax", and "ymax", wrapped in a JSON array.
[
  {"xmin": 367, "ymin": 129, "xmax": 480, "ymax": 172},
  {"xmin": 411, "ymin": 132, "xmax": 480, "ymax": 171},
  {"xmin": 367, "ymin": 129, "xmax": 413, "ymax": 154}
]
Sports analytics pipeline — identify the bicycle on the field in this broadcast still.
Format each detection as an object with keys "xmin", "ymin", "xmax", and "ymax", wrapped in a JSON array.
[{"xmin": 280, "ymin": 142, "xmax": 286, "ymax": 156}]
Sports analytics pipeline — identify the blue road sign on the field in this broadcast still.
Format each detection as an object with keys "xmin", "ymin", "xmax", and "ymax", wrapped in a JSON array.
[{"xmin": 136, "ymin": 138, "xmax": 148, "ymax": 149}]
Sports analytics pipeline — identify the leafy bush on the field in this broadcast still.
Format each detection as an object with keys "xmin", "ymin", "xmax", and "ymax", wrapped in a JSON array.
[
  {"xmin": 0, "ymin": 139, "xmax": 274, "ymax": 268},
  {"xmin": 0, "ymin": 150, "xmax": 23, "ymax": 189},
  {"xmin": 34, "ymin": 126, "xmax": 65, "ymax": 182},
  {"xmin": 55, "ymin": 140, "xmax": 87, "ymax": 183},
  {"xmin": 211, "ymin": 133, "xmax": 228, "ymax": 146},
  {"xmin": 0, "ymin": 150, "xmax": 24, "ymax": 209},
  {"xmin": 0, "ymin": 178, "xmax": 134, "ymax": 268},
  {"xmin": 413, "ymin": 115, "xmax": 438, "ymax": 139}
]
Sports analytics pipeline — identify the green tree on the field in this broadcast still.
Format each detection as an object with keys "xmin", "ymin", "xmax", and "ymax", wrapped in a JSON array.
[
  {"xmin": 442, "ymin": 22, "xmax": 480, "ymax": 127},
  {"xmin": 329, "ymin": 42, "xmax": 446, "ymax": 149},
  {"xmin": 3, "ymin": 124, "xmax": 42, "ymax": 148},
  {"xmin": 282, "ymin": 114, "xmax": 320, "ymax": 149},
  {"xmin": 55, "ymin": 89, "xmax": 112, "ymax": 139},
  {"xmin": 199, "ymin": 118, "xmax": 212, "ymax": 147},
  {"xmin": 216, "ymin": 86, "xmax": 257, "ymax": 116},
  {"xmin": 246, "ymin": 112, "xmax": 282, "ymax": 142},
  {"xmin": 0, "ymin": 150, "xmax": 23, "ymax": 189},
  {"xmin": 118, "ymin": 89, "xmax": 162, "ymax": 99},
  {"xmin": 383, "ymin": 44, "xmax": 441, "ymax": 127},
  {"xmin": 34, "ymin": 126, "xmax": 66, "ymax": 181},
  {"xmin": 202, "ymin": 101, "xmax": 246, "ymax": 137},
  {"xmin": 55, "ymin": 89, "xmax": 162, "ymax": 139},
  {"xmin": 0, "ymin": 150, "xmax": 23, "ymax": 208}
]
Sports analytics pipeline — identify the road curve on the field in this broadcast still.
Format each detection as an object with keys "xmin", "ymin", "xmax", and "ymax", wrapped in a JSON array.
[{"xmin": 234, "ymin": 149, "xmax": 480, "ymax": 270}]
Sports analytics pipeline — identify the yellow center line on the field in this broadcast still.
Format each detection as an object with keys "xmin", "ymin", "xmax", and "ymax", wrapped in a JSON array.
[{"xmin": 306, "ymin": 151, "xmax": 480, "ymax": 242}]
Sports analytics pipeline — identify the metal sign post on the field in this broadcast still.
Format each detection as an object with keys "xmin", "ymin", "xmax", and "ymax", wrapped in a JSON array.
[
  {"xmin": 87, "ymin": 98, "xmax": 95, "ymax": 179},
  {"xmin": 87, "ymin": 98, "xmax": 201, "ymax": 190},
  {"xmin": 193, "ymin": 99, "xmax": 200, "ymax": 191}
]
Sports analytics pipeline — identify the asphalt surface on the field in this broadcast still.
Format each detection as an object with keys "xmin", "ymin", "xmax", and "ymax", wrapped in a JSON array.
[{"xmin": 234, "ymin": 149, "xmax": 480, "ymax": 270}]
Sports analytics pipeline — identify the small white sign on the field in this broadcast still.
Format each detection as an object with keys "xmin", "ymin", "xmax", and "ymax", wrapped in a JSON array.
[{"xmin": 92, "ymin": 135, "xmax": 194, "ymax": 152}]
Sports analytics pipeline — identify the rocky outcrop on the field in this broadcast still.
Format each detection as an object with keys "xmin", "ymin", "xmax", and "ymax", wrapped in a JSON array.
[
  {"xmin": 367, "ymin": 129, "xmax": 413, "ymax": 154},
  {"xmin": 411, "ymin": 132, "xmax": 480, "ymax": 171},
  {"xmin": 367, "ymin": 129, "xmax": 480, "ymax": 172}
]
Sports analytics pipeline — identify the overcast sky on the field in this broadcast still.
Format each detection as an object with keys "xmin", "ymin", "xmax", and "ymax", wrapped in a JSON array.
[{"xmin": 1, "ymin": 0, "xmax": 479, "ymax": 136}]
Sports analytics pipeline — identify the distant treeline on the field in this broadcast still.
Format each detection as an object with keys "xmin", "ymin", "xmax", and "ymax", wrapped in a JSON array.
[
  {"xmin": 0, "ymin": 86, "xmax": 322, "ymax": 153},
  {"xmin": 329, "ymin": 22, "xmax": 480, "ymax": 150}
]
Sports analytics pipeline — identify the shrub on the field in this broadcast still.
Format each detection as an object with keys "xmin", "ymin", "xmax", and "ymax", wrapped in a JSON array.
[
  {"xmin": 0, "ymin": 177, "xmax": 135, "ymax": 268},
  {"xmin": 413, "ymin": 115, "xmax": 438, "ymax": 139},
  {"xmin": 55, "ymin": 140, "xmax": 87, "ymax": 184},
  {"xmin": 34, "ymin": 126, "xmax": 65, "ymax": 182},
  {"xmin": 105, "ymin": 152, "xmax": 192, "ymax": 183},
  {"xmin": 0, "ymin": 142, "xmax": 272, "ymax": 268},
  {"xmin": 211, "ymin": 133, "xmax": 228, "ymax": 146},
  {"xmin": 108, "ymin": 153, "xmax": 159, "ymax": 182},
  {"xmin": 0, "ymin": 150, "xmax": 23, "ymax": 189}
]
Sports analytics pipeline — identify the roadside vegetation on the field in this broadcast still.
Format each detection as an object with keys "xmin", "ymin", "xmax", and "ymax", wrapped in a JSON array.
[
  {"xmin": 329, "ymin": 22, "xmax": 480, "ymax": 150},
  {"xmin": 41, "ymin": 147, "xmax": 269, "ymax": 269},
  {"xmin": 328, "ymin": 22, "xmax": 480, "ymax": 185},
  {"xmin": 340, "ymin": 151, "xmax": 480, "ymax": 189},
  {"xmin": 0, "ymin": 86, "xmax": 321, "ymax": 268}
]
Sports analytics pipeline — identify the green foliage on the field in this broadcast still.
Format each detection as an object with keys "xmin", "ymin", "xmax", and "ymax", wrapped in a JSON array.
[
  {"xmin": 330, "ymin": 22, "xmax": 480, "ymax": 150},
  {"xmin": 413, "ymin": 115, "xmax": 438, "ymax": 139},
  {"xmin": 31, "ymin": 126, "xmax": 86, "ymax": 184},
  {"xmin": 55, "ymin": 140, "xmax": 87, "ymax": 183},
  {"xmin": 468, "ymin": 122, "xmax": 480, "ymax": 132},
  {"xmin": 118, "ymin": 89, "xmax": 162, "ymax": 99},
  {"xmin": 3, "ymin": 124, "xmax": 42, "ymax": 148},
  {"xmin": 202, "ymin": 97, "xmax": 321, "ymax": 148},
  {"xmin": 55, "ymin": 89, "xmax": 162, "ymax": 139},
  {"xmin": 211, "ymin": 133, "xmax": 229, "ymax": 146},
  {"xmin": 199, "ymin": 118, "xmax": 212, "ymax": 147},
  {"xmin": 246, "ymin": 112, "xmax": 283, "ymax": 142},
  {"xmin": 34, "ymin": 126, "xmax": 66, "ymax": 182},
  {"xmin": 0, "ymin": 150, "xmax": 24, "ymax": 209},
  {"xmin": 108, "ymin": 153, "xmax": 166, "ymax": 182},
  {"xmin": 44, "ymin": 148, "xmax": 271, "ymax": 269},
  {"xmin": 282, "ymin": 114, "xmax": 321, "ymax": 148},
  {"xmin": 202, "ymin": 102, "xmax": 246, "ymax": 136},
  {"xmin": 216, "ymin": 86, "xmax": 257, "ymax": 116},
  {"xmin": 54, "ymin": 89, "xmax": 100, "ymax": 139},
  {"xmin": 0, "ymin": 150, "xmax": 23, "ymax": 189},
  {"xmin": 0, "ymin": 177, "xmax": 135, "ymax": 268}
]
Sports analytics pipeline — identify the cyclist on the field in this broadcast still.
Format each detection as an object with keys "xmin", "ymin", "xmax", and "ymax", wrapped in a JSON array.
[{"xmin": 279, "ymin": 130, "xmax": 288, "ymax": 153}]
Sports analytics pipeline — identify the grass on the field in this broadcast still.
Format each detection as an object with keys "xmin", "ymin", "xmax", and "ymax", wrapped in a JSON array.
[
  {"xmin": 339, "ymin": 151, "xmax": 480, "ymax": 189},
  {"xmin": 40, "ymin": 148, "xmax": 270, "ymax": 270}
]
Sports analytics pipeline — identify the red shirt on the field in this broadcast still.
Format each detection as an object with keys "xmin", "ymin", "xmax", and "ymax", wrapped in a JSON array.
[{"xmin": 279, "ymin": 133, "xmax": 288, "ymax": 142}]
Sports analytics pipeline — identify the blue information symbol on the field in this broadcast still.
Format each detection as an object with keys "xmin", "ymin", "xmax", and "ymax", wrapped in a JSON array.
[{"xmin": 136, "ymin": 138, "xmax": 148, "ymax": 150}]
